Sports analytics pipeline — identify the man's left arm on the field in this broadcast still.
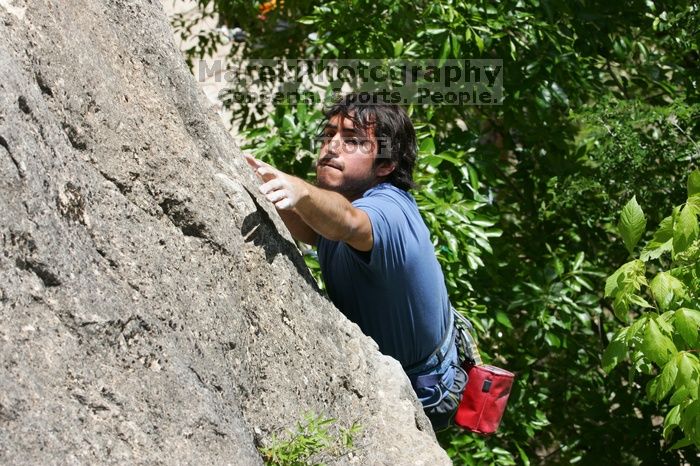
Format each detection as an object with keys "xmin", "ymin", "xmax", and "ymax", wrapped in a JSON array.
[{"xmin": 245, "ymin": 155, "xmax": 373, "ymax": 252}]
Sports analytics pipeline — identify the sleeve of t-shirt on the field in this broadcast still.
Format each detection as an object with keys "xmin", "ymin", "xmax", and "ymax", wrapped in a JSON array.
[{"xmin": 351, "ymin": 191, "xmax": 410, "ymax": 272}]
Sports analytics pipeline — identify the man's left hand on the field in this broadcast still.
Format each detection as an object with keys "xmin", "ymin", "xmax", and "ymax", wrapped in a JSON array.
[{"xmin": 244, "ymin": 154, "xmax": 308, "ymax": 210}]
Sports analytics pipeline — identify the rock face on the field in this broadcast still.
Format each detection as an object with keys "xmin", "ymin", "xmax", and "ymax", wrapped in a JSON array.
[{"xmin": 0, "ymin": 0, "xmax": 449, "ymax": 464}]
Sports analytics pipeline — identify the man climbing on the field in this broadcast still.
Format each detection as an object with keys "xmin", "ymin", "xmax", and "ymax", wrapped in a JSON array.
[{"xmin": 245, "ymin": 92, "xmax": 466, "ymax": 430}]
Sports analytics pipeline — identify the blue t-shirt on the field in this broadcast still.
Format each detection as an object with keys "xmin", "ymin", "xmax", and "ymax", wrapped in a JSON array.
[{"xmin": 317, "ymin": 183, "xmax": 451, "ymax": 367}]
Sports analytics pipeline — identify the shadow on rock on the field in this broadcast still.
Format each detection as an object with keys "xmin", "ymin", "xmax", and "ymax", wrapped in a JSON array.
[{"xmin": 241, "ymin": 209, "xmax": 319, "ymax": 291}]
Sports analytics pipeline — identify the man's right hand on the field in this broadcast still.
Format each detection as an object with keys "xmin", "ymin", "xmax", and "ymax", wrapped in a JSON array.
[
  {"xmin": 244, "ymin": 154, "xmax": 319, "ymax": 245},
  {"xmin": 245, "ymin": 155, "xmax": 311, "ymax": 211}
]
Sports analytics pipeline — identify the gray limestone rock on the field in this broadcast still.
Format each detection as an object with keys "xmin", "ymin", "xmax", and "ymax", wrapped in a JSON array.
[{"xmin": 0, "ymin": 0, "xmax": 450, "ymax": 464}]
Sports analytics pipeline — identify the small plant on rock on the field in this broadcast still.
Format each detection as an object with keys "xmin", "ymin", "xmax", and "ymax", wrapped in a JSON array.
[{"xmin": 259, "ymin": 413, "xmax": 361, "ymax": 466}]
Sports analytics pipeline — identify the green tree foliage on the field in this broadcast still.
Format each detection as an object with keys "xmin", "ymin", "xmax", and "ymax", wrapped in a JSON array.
[
  {"xmin": 173, "ymin": 0, "xmax": 700, "ymax": 463},
  {"xmin": 604, "ymin": 171, "xmax": 700, "ymax": 451}
]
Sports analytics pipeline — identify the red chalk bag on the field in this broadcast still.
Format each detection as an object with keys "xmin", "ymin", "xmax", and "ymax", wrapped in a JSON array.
[{"xmin": 454, "ymin": 363, "xmax": 515, "ymax": 435}]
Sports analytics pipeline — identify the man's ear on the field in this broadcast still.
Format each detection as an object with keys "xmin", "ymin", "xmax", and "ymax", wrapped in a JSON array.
[{"xmin": 375, "ymin": 161, "xmax": 396, "ymax": 178}]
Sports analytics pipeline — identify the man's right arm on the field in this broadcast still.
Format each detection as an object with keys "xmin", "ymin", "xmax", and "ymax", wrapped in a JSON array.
[
  {"xmin": 244, "ymin": 154, "xmax": 371, "ymax": 251},
  {"xmin": 277, "ymin": 209, "xmax": 319, "ymax": 246}
]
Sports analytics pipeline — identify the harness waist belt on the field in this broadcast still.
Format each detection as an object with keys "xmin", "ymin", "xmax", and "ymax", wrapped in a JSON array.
[{"xmin": 403, "ymin": 310, "xmax": 455, "ymax": 374}]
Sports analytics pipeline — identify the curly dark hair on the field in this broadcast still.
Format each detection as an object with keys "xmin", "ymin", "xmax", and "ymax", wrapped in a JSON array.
[{"xmin": 320, "ymin": 92, "xmax": 417, "ymax": 191}]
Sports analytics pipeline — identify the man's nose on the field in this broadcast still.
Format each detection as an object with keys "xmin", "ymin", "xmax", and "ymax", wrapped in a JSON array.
[{"xmin": 325, "ymin": 132, "xmax": 343, "ymax": 156}]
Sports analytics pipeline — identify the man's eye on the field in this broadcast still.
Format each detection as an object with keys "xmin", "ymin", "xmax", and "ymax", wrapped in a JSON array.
[{"xmin": 345, "ymin": 138, "xmax": 360, "ymax": 145}]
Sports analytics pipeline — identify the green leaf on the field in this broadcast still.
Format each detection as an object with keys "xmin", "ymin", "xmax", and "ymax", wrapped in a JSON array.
[
  {"xmin": 655, "ymin": 358, "xmax": 678, "ymax": 401},
  {"xmin": 642, "ymin": 318, "xmax": 677, "ymax": 366},
  {"xmin": 647, "ymin": 374, "xmax": 661, "ymax": 400},
  {"xmin": 605, "ymin": 260, "xmax": 647, "ymax": 321},
  {"xmin": 669, "ymin": 386, "xmax": 690, "ymax": 407},
  {"xmin": 419, "ymin": 137, "xmax": 435, "ymax": 154},
  {"xmin": 605, "ymin": 260, "xmax": 643, "ymax": 297},
  {"xmin": 641, "ymin": 240, "xmax": 673, "ymax": 261},
  {"xmin": 602, "ymin": 335, "xmax": 627, "ymax": 373},
  {"xmin": 296, "ymin": 16, "xmax": 317, "ymax": 25},
  {"xmin": 495, "ymin": 311, "xmax": 514, "ymax": 329},
  {"xmin": 450, "ymin": 33, "xmax": 461, "ymax": 58},
  {"xmin": 618, "ymin": 196, "xmax": 647, "ymax": 254},
  {"xmin": 673, "ymin": 203, "xmax": 699, "ymax": 257},
  {"xmin": 626, "ymin": 315, "xmax": 648, "ymax": 344},
  {"xmin": 467, "ymin": 165, "xmax": 479, "ymax": 191},
  {"xmin": 430, "ymin": 152, "xmax": 462, "ymax": 165},
  {"xmin": 688, "ymin": 169, "xmax": 700, "ymax": 197},
  {"xmin": 392, "ymin": 38, "xmax": 404, "ymax": 58},
  {"xmin": 675, "ymin": 353, "xmax": 697, "ymax": 393},
  {"xmin": 438, "ymin": 37, "xmax": 451, "ymax": 65},
  {"xmin": 679, "ymin": 308, "xmax": 700, "ymax": 327},
  {"xmin": 680, "ymin": 399, "xmax": 700, "ymax": 433},
  {"xmin": 657, "ymin": 311, "xmax": 676, "ymax": 334},
  {"xmin": 628, "ymin": 294, "xmax": 653, "ymax": 308},
  {"xmin": 688, "ymin": 194, "xmax": 700, "ymax": 215},
  {"xmin": 473, "ymin": 30, "xmax": 484, "ymax": 53},
  {"xmin": 515, "ymin": 443, "xmax": 530, "ymax": 466},
  {"xmin": 641, "ymin": 215, "xmax": 673, "ymax": 261},
  {"xmin": 650, "ymin": 271, "xmax": 685, "ymax": 311},
  {"xmin": 669, "ymin": 438, "xmax": 694, "ymax": 450},
  {"xmin": 663, "ymin": 405, "xmax": 681, "ymax": 440},
  {"xmin": 507, "ymin": 38, "xmax": 517, "ymax": 60},
  {"xmin": 545, "ymin": 332, "xmax": 561, "ymax": 347},
  {"xmin": 425, "ymin": 27, "xmax": 447, "ymax": 35},
  {"xmin": 612, "ymin": 294, "xmax": 630, "ymax": 322},
  {"xmin": 444, "ymin": 230, "xmax": 458, "ymax": 254},
  {"xmin": 675, "ymin": 309, "xmax": 698, "ymax": 347}
]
